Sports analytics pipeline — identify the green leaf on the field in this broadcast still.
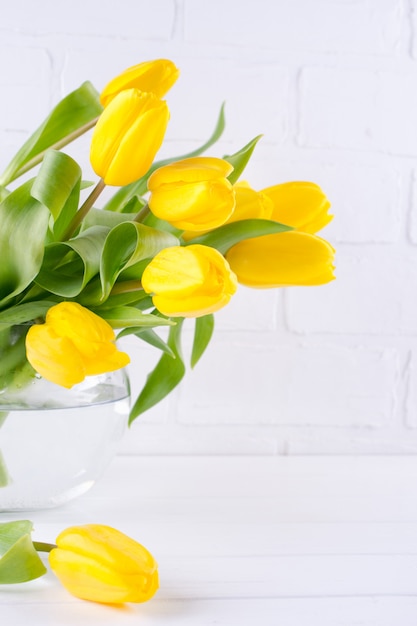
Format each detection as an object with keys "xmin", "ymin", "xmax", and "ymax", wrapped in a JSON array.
[
  {"xmin": 102, "ymin": 103, "xmax": 226, "ymax": 213},
  {"xmin": 0, "ymin": 301, "xmax": 57, "ymax": 325},
  {"xmin": 117, "ymin": 327, "xmax": 175, "ymax": 358},
  {"xmin": 0, "ymin": 521, "xmax": 47, "ymax": 584},
  {"xmin": 94, "ymin": 305, "xmax": 176, "ymax": 329},
  {"xmin": 30, "ymin": 150, "xmax": 82, "ymax": 240},
  {"xmin": 129, "ymin": 320, "xmax": 185, "ymax": 423},
  {"xmin": 188, "ymin": 218, "xmax": 294, "ymax": 255},
  {"xmin": 0, "ymin": 82, "xmax": 103, "ymax": 186},
  {"xmin": 191, "ymin": 314, "xmax": 214, "ymax": 368},
  {"xmin": 35, "ymin": 225, "xmax": 109, "ymax": 297},
  {"xmin": 0, "ymin": 181, "xmax": 50, "ymax": 307},
  {"xmin": 100, "ymin": 222, "xmax": 179, "ymax": 300},
  {"xmin": 82, "ymin": 207, "xmax": 137, "ymax": 231},
  {"xmin": 224, "ymin": 135, "xmax": 263, "ymax": 185}
]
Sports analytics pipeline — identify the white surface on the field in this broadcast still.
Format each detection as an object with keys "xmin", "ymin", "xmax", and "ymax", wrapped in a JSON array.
[{"xmin": 1, "ymin": 455, "xmax": 417, "ymax": 624}]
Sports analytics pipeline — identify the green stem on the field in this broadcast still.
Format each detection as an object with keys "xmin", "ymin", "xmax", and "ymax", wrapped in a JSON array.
[
  {"xmin": 61, "ymin": 178, "xmax": 106, "ymax": 240},
  {"xmin": 134, "ymin": 204, "xmax": 150, "ymax": 223},
  {"xmin": 0, "ymin": 117, "xmax": 100, "ymax": 186},
  {"xmin": 110, "ymin": 280, "xmax": 143, "ymax": 295},
  {"xmin": 33, "ymin": 542, "xmax": 57, "ymax": 553}
]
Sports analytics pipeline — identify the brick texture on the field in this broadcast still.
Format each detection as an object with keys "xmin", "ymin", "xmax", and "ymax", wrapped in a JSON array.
[{"xmin": 1, "ymin": 0, "xmax": 414, "ymax": 455}]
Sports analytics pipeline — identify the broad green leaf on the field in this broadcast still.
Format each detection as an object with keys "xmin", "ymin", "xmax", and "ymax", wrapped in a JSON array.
[
  {"xmin": 82, "ymin": 207, "xmax": 137, "ymax": 231},
  {"xmin": 129, "ymin": 320, "xmax": 185, "ymax": 423},
  {"xmin": 191, "ymin": 314, "xmax": 214, "ymax": 368},
  {"xmin": 0, "ymin": 521, "xmax": 47, "ymax": 584},
  {"xmin": 102, "ymin": 103, "xmax": 226, "ymax": 213},
  {"xmin": 100, "ymin": 222, "xmax": 179, "ymax": 300},
  {"xmin": 188, "ymin": 218, "xmax": 294, "ymax": 255},
  {"xmin": 0, "ymin": 181, "xmax": 50, "ymax": 307},
  {"xmin": 35, "ymin": 225, "xmax": 109, "ymax": 297},
  {"xmin": 94, "ymin": 305, "xmax": 176, "ymax": 329},
  {"xmin": 117, "ymin": 327, "xmax": 175, "ymax": 358},
  {"xmin": 224, "ymin": 135, "xmax": 263, "ymax": 185},
  {"xmin": 77, "ymin": 276, "xmax": 148, "ymax": 308},
  {"xmin": 0, "ymin": 301, "xmax": 57, "ymax": 325},
  {"xmin": 30, "ymin": 150, "xmax": 82, "ymax": 240},
  {"xmin": 0, "ymin": 82, "xmax": 102, "ymax": 186}
]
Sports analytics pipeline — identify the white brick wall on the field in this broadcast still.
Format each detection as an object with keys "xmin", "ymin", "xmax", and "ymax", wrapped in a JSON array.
[{"xmin": 2, "ymin": 0, "xmax": 416, "ymax": 454}]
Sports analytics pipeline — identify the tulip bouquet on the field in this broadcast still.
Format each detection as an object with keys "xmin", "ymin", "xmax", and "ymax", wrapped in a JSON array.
[{"xmin": 0, "ymin": 58, "xmax": 335, "ymax": 423}]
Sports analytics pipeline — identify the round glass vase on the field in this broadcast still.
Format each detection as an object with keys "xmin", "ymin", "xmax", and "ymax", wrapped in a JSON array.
[{"xmin": 0, "ymin": 325, "xmax": 130, "ymax": 511}]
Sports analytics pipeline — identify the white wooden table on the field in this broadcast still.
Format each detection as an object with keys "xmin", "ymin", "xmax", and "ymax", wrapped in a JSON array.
[{"xmin": 1, "ymin": 456, "xmax": 417, "ymax": 625}]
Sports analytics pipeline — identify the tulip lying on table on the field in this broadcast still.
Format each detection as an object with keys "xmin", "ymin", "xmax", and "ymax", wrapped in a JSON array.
[{"xmin": 0, "ymin": 521, "xmax": 158, "ymax": 605}]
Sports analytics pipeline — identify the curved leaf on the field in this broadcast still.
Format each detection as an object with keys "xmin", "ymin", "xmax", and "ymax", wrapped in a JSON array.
[
  {"xmin": 0, "ymin": 521, "xmax": 47, "ymax": 584},
  {"xmin": 31, "ymin": 150, "xmax": 82, "ymax": 240},
  {"xmin": 191, "ymin": 314, "xmax": 214, "ymax": 368},
  {"xmin": 129, "ymin": 320, "xmax": 185, "ymax": 424},
  {"xmin": 94, "ymin": 305, "xmax": 176, "ymax": 329},
  {"xmin": 0, "ymin": 301, "xmax": 58, "ymax": 325},
  {"xmin": 100, "ymin": 222, "xmax": 179, "ymax": 300},
  {"xmin": 117, "ymin": 327, "xmax": 175, "ymax": 358},
  {"xmin": 224, "ymin": 134, "xmax": 263, "ymax": 185},
  {"xmin": 35, "ymin": 226, "xmax": 109, "ymax": 297},
  {"xmin": 188, "ymin": 218, "xmax": 293, "ymax": 255},
  {"xmin": 0, "ymin": 82, "xmax": 102, "ymax": 186},
  {"xmin": 0, "ymin": 181, "xmax": 50, "ymax": 306}
]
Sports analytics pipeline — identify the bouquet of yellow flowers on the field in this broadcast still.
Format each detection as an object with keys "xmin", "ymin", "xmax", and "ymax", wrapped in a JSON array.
[{"xmin": 0, "ymin": 58, "xmax": 335, "ymax": 423}]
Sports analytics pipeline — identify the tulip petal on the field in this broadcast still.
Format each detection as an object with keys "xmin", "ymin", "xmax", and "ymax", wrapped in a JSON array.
[
  {"xmin": 147, "ymin": 157, "xmax": 236, "ymax": 231},
  {"xmin": 226, "ymin": 231, "xmax": 335, "ymax": 288},
  {"xmin": 142, "ymin": 244, "xmax": 237, "ymax": 318},
  {"xmin": 25, "ymin": 302, "xmax": 130, "ymax": 388},
  {"xmin": 100, "ymin": 58, "xmax": 179, "ymax": 106},
  {"xmin": 25, "ymin": 324, "xmax": 85, "ymax": 388},
  {"xmin": 263, "ymin": 181, "xmax": 332, "ymax": 233},
  {"xmin": 90, "ymin": 89, "xmax": 169, "ymax": 186}
]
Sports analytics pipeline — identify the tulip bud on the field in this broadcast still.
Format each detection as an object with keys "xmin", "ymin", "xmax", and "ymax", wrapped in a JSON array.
[
  {"xmin": 262, "ymin": 181, "xmax": 332, "ymax": 233},
  {"xmin": 49, "ymin": 524, "xmax": 159, "ymax": 604},
  {"xmin": 90, "ymin": 88, "xmax": 169, "ymax": 186},
  {"xmin": 141, "ymin": 244, "xmax": 237, "ymax": 317},
  {"xmin": 226, "ymin": 231, "xmax": 335, "ymax": 288},
  {"xmin": 25, "ymin": 302, "xmax": 130, "ymax": 388},
  {"xmin": 100, "ymin": 58, "xmax": 180, "ymax": 107},
  {"xmin": 147, "ymin": 157, "xmax": 236, "ymax": 231}
]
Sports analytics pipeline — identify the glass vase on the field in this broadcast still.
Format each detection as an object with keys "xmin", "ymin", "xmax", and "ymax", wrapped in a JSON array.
[{"xmin": 0, "ymin": 325, "xmax": 130, "ymax": 511}]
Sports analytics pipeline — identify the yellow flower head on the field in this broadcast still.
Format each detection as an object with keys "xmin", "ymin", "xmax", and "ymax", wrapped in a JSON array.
[
  {"xmin": 262, "ymin": 181, "xmax": 332, "ymax": 233},
  {"xmin": 90, "ymin": 88, "xmax": 169, "ymax": 186},
  {"xmin": 49, "ymin": 524, "xmax": 158, "ymax": 604},
  {"xmin": 226, "ymin": 231, "xmax": 335, "ymax": 288},
  {"xmin": 25, "ymin": 302, "xmax": 130, "ymax": 388},
  {"xmin": 147, "ymin": 157, "xmax": 236, "ymax": 231},
  {"xmin": 226, "ymin": 181, "xmax": 274, "ymax": 223},
  {"xmin": 100, "ymin": 58, "xmax": 179, "ymax": 107},
  {"xmin": 141, "ymin": 244, "xmax": 238, "ymax": 317}
]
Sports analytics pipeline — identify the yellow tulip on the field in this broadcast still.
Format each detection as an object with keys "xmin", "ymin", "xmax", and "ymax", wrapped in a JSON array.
[
  {"xmin": 25, "ymin": 302, "xmax": 130, "ymax": 388},
  {"xmin": 226, "ymin": 181, "xmax": 274, "ymax": 223},
  {"xmin": 262, "ymin": 181, "xmax": 332, "ymax": 233},
  {"xmin": 90, "ymin": 88, "xmax": 169, "ymax": 186},
  {"xmin": 141, "ymin": 244, "xmax": 237, "ymax": 317},
  {"xmin": 225, "ymin": 231, "xmax": 335, "ymax": 288},
  {"xmin": 100, "ymin": 58, "xmax": 180, "ymax": 107},
  {"xmin": 49, "ymin": 524, "xmax": 158, "ymax": 604},
  {"xmin": 147, "ymin": 157, "xmax": 235, "ymax": 231},
  {"xmin": 182, "ymin": 181, "xmax": 274, "ymax": 240}
]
